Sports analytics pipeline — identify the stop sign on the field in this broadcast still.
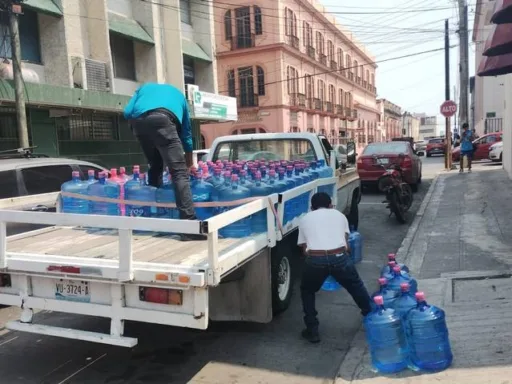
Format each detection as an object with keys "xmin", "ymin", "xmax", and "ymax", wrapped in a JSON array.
[{"xmin": 440, "ymin": 100, "xmax": 457, "ymax": 118}]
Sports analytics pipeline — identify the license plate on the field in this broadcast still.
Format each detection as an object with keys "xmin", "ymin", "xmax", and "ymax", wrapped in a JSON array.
[
  {"xmin": 55, "ymin": 280, "xmax": 91, "ymax": 303},
  {"xmin": 377, "ymin": 158, "xmax": 389, "ymax": 164}
]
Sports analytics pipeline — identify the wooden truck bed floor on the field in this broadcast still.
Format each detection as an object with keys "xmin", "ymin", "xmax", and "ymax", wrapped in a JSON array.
[{"xmin": 7, "ymin": 227, "xmax": 241, "ymax": 267}]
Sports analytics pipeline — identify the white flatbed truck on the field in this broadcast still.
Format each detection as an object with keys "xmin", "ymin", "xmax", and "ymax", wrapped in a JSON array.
[{"xmin": 0, "ymin": 133, "xmax": 361, "ymax": 347}]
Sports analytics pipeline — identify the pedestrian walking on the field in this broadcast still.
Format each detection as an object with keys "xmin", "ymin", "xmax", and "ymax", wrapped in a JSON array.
[
  {"xmin": 459, "ymin": 123, "xmax": 474, "ymax": 173},
  {"xmin": 124, "ymin": 82, "xmax": 205, "ymax": 241},
  {"xmin": 297, "ymin": 192, "xmax": 372, "ymax": 343}
]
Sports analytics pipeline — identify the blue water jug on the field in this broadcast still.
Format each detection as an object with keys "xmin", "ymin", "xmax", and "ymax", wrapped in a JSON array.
[
  {"xmin": 61, "ymin": 171, "xmax": 89, "ymax": 214},
  {"xmin": 282, "ymin": 167, "xmax": 297, "ymax": 224},
  {"xmin": 85, "ymin": 169, "xmax": 97, "ymax": 185},
  {"xmin": 125, "ymin": 171, "xmax": 157, "ymax": 218},
  {"xmin": 191, "ymin": 174, "xmax": 214, "ymax": 220},
  {"xmin": 404, "ymin": 292, "xmax": 453, "ymax": 372},
  {"xmin": 349, "ymin": 227, "xmax": 362, "ymax": 263},
  {"xmin": 371, "ymin": 278, "xmax": 399, "ymax": 309},
  {"xmin": 364, "ymin": 296, "xmax": 409, "ymax": 373},
  {"xmin": 388, "ymin": 266, "xmax": 418, "ymax": 295},
  {"xmin": 249, "ymin": 171, "xmax": 272, "ymax": 234},
  {"xmin": 239, "ymin": 169, "xmax": 253, "ymax": 188},
  {"xmin": 88, "ymin": 171, "xmax": 120, "ymax": 216},
  {"xmin": 381, "ymin": 261, "xmax": 410, "ymax": 281},
  {"xmin": 321, "ymin": 275, "xmax": 342, "ymax": 291},
  {"xmin": 309, "ymin": 161, "xmax": 321, "ymax": 179},
  {"xmin": 392, "ymin": 283, "xmax": 417, "ymax": 318},
  {"xmin": 218, "ymin": 174, "xmax": 251, "ymax": 238},
  {"xmin": 156, "ymin": 183, "xmax": 178, "ymax": 219},
  {"xmin": 387, "ymin": 253, "xmax": 410, "ymax": 273}
]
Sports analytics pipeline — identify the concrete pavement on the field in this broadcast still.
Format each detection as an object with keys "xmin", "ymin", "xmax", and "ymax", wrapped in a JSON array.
[{"xmin": 335, "ymin": 163, "xmax": 512, "ymax": 384}]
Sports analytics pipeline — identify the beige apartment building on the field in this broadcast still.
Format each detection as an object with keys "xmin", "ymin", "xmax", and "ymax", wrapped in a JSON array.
[
  {"xmin": 376, "ymin": 99, "xmax": 402, "ymax": 141},
  {"xmin": 0, "ymin": 0, "xmax": 216, "ymax": 166},
  {"xmin": 201, "ymin": 0, "xmax": 379, "ymax": 153}
]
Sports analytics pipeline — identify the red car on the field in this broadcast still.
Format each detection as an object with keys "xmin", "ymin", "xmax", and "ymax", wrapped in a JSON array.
[
  {"xmin": 356, "ymin": 141, "xmax": 422, "ymax": 191},
  {"xmin": 452, "ymin": 131, "xmax": 502, "ymax": 162},
  {"xmin": 426, "ymin": 138, "xmax": 445, "ymax": 157}
]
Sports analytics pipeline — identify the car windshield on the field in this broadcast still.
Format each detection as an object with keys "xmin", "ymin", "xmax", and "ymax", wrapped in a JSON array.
[
  {"xmin": 362, "ymin": 142, "xmax": 409, "ymax": 155},
  {"xmin": 429, "ymin": 138, "xmax": 444, "ymax": 144},
  {"xmin": 211, "ymin": 139, "xmax": 317, "ymax": 162}
]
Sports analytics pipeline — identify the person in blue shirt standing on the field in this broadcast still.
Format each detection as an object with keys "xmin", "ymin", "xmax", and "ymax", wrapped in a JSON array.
[
  {"xmin": 124, "ymin": 82, "xmax": 204, "ymax": 241},
  {"xmin": 459, "ymin": 123, "xmax": 474, "ymax": 173}
]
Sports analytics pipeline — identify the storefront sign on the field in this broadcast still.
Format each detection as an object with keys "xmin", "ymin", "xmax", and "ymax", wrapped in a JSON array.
[{"xmin": 187, "ymin": 84, "xmax": 237, "ymax": 121}]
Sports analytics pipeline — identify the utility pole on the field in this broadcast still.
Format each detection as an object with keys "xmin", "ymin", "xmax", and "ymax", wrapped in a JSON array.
[
  {"xmin": 458, "ymin": 0, "xmax": 470, "ymax": 128},
  {"xmin": 7, "ymin": 1, "xmax": 29, "ymax": 148},
  {"xmin": 444, "ymin": 19, "xmax": 452, "ymax": 170}
]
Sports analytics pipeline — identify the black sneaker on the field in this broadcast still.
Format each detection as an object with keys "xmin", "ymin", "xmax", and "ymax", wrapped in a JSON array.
[
  {"xmin": 301, "ymin": 329, "xmax": 320, "ymax": 343},
  {"xmin": 180, "ymin": 234, "xmax": 207, "ymax": 241}
]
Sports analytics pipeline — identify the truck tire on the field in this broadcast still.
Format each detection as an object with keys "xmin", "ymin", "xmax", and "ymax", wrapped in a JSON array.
[
  {"xmin": 347, "ymin": 190, "xmax": 360, "ymax": 230},
  {"xmin": 271, "ymin": 247, "xmax": 294, "ymax": 315}
]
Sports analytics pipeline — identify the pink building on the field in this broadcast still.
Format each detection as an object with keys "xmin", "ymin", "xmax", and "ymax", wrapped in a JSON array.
[
  {"xmin": 376, "ymin": 99, "xmax": 402, "ymax": 141},
  {"xmin": 200, "ymin": 0, "xmax": 379, "ymax": 153}
]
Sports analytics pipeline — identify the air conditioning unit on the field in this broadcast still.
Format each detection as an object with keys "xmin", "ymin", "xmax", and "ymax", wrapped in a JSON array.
[{"xmin": 84, "ymin": 58, "xmax": 110, "ymax": 92}]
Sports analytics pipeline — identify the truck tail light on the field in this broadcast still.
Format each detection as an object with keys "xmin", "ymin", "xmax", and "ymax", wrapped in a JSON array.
[
  {"xmin": 139, "ymin": 287, "xmax": 183, "ymax": 306},
  {"xmin": 0, "ymin": 274, "xmax": 11, "ymax": 287}
]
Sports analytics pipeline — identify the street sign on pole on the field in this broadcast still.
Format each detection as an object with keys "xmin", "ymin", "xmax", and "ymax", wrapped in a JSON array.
[{"xmin": 440, "ymin": 100, "xmax": 457, "ymax": 118}]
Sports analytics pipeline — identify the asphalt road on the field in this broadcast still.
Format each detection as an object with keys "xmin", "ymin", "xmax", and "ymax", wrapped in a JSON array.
[{"xmin": 0, "ymin": 157, "xmax": 444, "ymax": 384}]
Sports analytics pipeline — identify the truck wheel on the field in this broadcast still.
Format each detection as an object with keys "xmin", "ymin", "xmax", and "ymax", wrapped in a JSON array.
[
  {"xmin": 271, "ymin": 250, "xmax": 294, "ymax": 315},
  {"xmin": 347, "ymin": 190, "xmax": 359, "ymax": 230}
]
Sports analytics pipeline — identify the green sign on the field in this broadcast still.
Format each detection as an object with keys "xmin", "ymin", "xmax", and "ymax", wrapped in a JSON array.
[{"xmin": 187, "ymin": 84, "xmax": 237, "ymax": 121}]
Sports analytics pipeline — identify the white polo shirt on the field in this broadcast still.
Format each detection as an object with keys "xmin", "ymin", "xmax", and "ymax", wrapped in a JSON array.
[{"xmin": 297, "ymin": 208, "xmax": 350, "ymax": 251}]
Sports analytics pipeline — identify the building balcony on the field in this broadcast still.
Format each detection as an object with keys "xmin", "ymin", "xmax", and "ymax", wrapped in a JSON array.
[
  {"xmin": 307, "ymin": 45, "xmax": 316, "ymax": 59},
  {"xmin": 313, "ymin": 98, "xmax": 323, "ymax": 111},
  {"xmin": 345, "ymin": 107, "xmax": 357, "ymax": 119},
  {"xmin": 362, "ymin": 80, "xmax": 368, "ymax": 88},
  {"xmin": 335, "ymin": 104, "xmax": 344, "ymax": 116},
  {"xmin": 325, "ymin": 101, "xmax": 334, "ymax": 113},
  {"xmin": 237, "ymin": 94, "xmax": 259, "ymax": 108},
  {"xmin": 330, "ymin": 60, "xmax": 338, "ymax": 70},
  {"xmin": 356, "ymin": 76, "xmax": 361, "ymax": 85},
  {"xmin": 348, "ymin": 72, "xmax": 354, "ymax": 81},
  {"xmin": 290, "ymin": 93, "xmax": 306, "ymax": 107},
  {"xmin": 319, "ymin": 54, "xmax": 327, "ymax": 66},
  {"xmin": 231, "ymin": 34, "xmax": 255, "ymax": 50},
  {"xmin": 287, "ymin": 35, "xmax": 300, "ymax": 50}
]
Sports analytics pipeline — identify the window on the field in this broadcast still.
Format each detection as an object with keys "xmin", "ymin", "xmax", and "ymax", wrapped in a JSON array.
[
  {"xmin": 58, "ymin": 114, "xmax": 119, "ymax": 141},
  {"xmin": 180, "ymin": 0, "xmax": 191, "ymax": 25},
  {"xmin": 371, "ymin": 73, "xmax": 375, "ymax": 85},
  {"xmin": 22, "ymin": 165, "xmax": 75, "ymax": 195},
  {"xmin": 317, "ymin": 80, "xmax": 325, "ymax": 103},
  {"xmin": 337, "ymin": 48, "xmax": 344, "ymax": 68},
  {"xmin": 0, "ymin": 170, "xmax": 19, "ymax": 199},
  {"xmin": 338, "ymin": 89, "xmax": 344, "ymax": 106},
  {"xmin": 224, "ymin": 10, "xmax": 232, "ymax": 40},
  {"xmin": 227, "ymin": 69, "xmax": 236, "ymax": 97},
  {"xmin": 110, "ymin": 33, "xmax": 136, "ymax": 80},
  {"xmin": 327, "ymin": 40, "xmax": 334, "ymax": 61},
  {"xmin": 328, "ymin": 84, "xmax": 335, "ymax": 103},
  {"xmin": 0, "ymin": 10, "xmax": 41, "ymax": 63},
  {"xmin": 238, "ymin": 67, "xmax": 255, "ymax": 107},
  {"xmin": 315, "ymin": 31, "xmax": 324, "ymax": 54},
  {"xmin": 284, "ymin": 8, "xmax": 297, "ymax": 37},
  {"xmin": 354, "ymin": 60, "xmax": 359, "ymax": 76},
  {"xmin": 287, "ymin": 66, "xmax": 299, "ymax": 94},
  {"xmin": 183, "ymin": 55, "xmax": 195, "ymax": 98},
  {"xmin": 304, "ymin": 74, "xmax": 313, "ymax": 99},
  {"xmin": 257, "ymin": 66, "xmax": 265, "ymax": 96},
  {"xmin": 254, "ymin": 6, "xmax": 262, "ymax": 35},
  {"xmin": 303, "ymin": 22, "xmax": 312, "ymax": 46}
]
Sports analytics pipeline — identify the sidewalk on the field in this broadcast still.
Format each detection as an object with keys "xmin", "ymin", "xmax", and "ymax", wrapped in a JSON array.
[{"xmin": 335, "ymin": 164, "xmax": 512, "ymax": 384}]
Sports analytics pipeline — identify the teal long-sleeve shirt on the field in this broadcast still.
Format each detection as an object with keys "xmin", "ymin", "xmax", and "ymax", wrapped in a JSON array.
[{"xmin": 123, "ymin": 83, "xmax": 193, "ymax": 153}]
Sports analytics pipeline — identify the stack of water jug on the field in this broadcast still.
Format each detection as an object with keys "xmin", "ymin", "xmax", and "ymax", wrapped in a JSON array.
[
  {"xmin": 60, "ymin": 159, "xmax": 335, "ymax": 238},
  {"xmin": 364, "ymin": 252, "xmax": 453, "ymax": 373}
]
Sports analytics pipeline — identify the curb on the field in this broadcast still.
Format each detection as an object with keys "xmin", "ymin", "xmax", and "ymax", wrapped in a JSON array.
[
  {"xmin": 396, "ymin": 173, "xmax": 440, "ymax": 274},
  {"xmin": 333, "ymin": 174, "xmax": 442, "ymax": 384}
]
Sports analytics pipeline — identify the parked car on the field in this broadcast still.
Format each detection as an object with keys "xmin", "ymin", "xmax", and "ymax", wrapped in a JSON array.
[
  {"xmin": 452, "ymin": 131, "xmax": 503, "ymax": 162},
  {"xmin": 333, "ymin": 144, "xmax": 348, "ymax": 169},
  {"xmin": 0, "ymin": 149, "xmax": 106, "ymax": 235},
  {"xmin": 415, "ymin": 140, "xmax": 428, "ymax": 153},
  {"xmin": 356, "ymin": 141, "xmax": 422, "ymax": 192},
  {"xmin": 426, "ymin": 138, "xmax": 445, "ymax": 157},
  {"xmin": 489, "ymin": 141, "xmax": 503, "ymax": 162}
]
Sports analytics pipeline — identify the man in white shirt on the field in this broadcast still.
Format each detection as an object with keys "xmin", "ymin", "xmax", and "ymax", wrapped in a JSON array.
[{"xmin": 298, "ymin": 192, "xmax": 371, "ymax": 343}]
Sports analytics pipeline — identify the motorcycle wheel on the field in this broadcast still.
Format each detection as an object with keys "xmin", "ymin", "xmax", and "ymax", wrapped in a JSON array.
[
  {"xmin": 400, "ymin": 183, "xmax": 413, "ymax": 211},
  {"xmin": 390, "ymin": 190, "xmax": 407, "ymax": 224}
]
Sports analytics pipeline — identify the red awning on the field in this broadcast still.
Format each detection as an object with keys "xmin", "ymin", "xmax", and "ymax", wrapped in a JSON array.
[
  {"xmin": 477, "ymin": 52, "xmax": 512, "ymax": 76},
  {"xmin": 483, "ymin": 23, "xmax": 512, "ymax": 56},
  {"xmin": 490, "ymin": 0, "xmax": 512, "ymax": 24}
]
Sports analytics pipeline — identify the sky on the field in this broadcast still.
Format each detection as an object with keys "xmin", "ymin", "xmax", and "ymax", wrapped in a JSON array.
[{"xmin": 322, "ymin": 0, "xmax": 476, "ymax": 131}]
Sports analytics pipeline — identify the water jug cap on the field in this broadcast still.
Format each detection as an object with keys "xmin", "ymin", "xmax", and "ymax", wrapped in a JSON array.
[
  {"xmin": 110, "ymin": 168, "xmax": 117, "ymax": 175},
  {"xmin": 88, "ymin": 170, "xmax": 95, "ymax": 176},
  {"xmin": 255, "ymin": 171, "xmax": 262, "ymax": 179},
  {"xmin": 400, "ymin": 283, "xmax": 410, "ymax": 292},
  {"xmin": 269, "ymin": 170, "xmax": 276, "ymax": 177},
  {"xmin": 393, "ymin": 266, "xmax": 401, "ymax": 273},
  {"xmin": 378, "ymin": 277, "xmax": 387, "ymax": 285},
  {"xmin": 387, "ymin": 253, "xmax": 396, "ymax": 260},
  {"xmin": 119, "ymin": 167, "xmax": 126, "ymax": 173},
  {"xmin": 224, "ymin": 171, "xmax": 232, "ymax": 179},
  {"xmin": 240, "ymin": 170, "xmax": 247, "ymax": 176},
  {"xmin": 72, "ymin": 171, "xmax": 80, "ymax": 177},
  {"xmin": 286, "ymin": 165, "xmax": 293, "ymax": 170},
  {"xmin": 373, "ymin": 296, "xmax": 384, "ymax": 306},
  {"xmin": 388, "ymin": 260, "xmax": 396, "ymax": 267},
  {"xmin": 98, "ymin": 171, "xmax": 106, "ymax": 178},
  {"xmin": 231, "ymin": 174, "xmax": 238, "ymax": 182},
  {"xmin": 415, "ymin": 292, "xmax": 425, "ymax": 302}
]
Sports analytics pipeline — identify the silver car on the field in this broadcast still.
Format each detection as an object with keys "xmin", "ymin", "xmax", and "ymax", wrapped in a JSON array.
[{"xmin": 333, "ymin": 144, "xmax": 348, "ymax": 169}]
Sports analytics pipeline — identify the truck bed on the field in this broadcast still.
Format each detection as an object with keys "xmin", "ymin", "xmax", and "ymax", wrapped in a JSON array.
[{"xmin": 7, "ymin": 226, "xmax": 242, "ymax": 268}]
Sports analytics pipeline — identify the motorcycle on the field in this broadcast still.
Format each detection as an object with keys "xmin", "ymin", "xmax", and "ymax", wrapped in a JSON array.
[{"xmin": 374, "ymin": 155, "xmax": 413, "ymax": 224}]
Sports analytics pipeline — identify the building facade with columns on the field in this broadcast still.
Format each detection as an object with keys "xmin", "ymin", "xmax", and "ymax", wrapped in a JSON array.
[
  {"xmin": 376, "ymin": 98, "xmax": 402, "ymax": 141},
  {"xmin": 200, "ymin": 0, "xmax": 379, "ymax": 151}
]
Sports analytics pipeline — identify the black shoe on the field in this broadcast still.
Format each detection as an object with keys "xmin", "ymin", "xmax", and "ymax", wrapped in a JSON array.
[
  {"xmin": 301, "ymin": 329, "xmax": 320, "ymax": 343},
  {"xmin": 180, "ymin": 234, "xmax": 207, "ymax": 241}
]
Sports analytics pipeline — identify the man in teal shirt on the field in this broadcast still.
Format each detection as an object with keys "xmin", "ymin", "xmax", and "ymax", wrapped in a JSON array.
[
  {"xmin": 124, "ymin": 83, "xmax": 204, "ymax": 241},
  {"xmin": 459, "ymin": 123, "xmax": 474, "ymax": 173}
]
